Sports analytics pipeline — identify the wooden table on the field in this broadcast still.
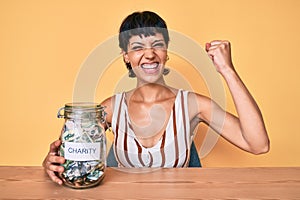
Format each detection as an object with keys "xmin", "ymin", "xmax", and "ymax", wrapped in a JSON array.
[{"xmin": 0, "ymin": 166, "xmax": 299, "ymax": 199}]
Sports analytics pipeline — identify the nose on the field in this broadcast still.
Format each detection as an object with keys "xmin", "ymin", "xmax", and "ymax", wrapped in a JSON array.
[{"xmin": 143, "ymin": 47, "xmax": 155, "ymax": 59}]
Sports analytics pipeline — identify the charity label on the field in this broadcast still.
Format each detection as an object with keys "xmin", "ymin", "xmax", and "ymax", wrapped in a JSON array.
[{"xmin": 64, "ymin": 142, "xmax": 100, "ymax": 161}]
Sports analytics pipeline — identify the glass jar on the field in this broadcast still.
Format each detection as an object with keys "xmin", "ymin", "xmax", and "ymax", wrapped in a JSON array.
[{"xmin": 57, "ymin": 102, "xmax": 106, "ymax": 189}]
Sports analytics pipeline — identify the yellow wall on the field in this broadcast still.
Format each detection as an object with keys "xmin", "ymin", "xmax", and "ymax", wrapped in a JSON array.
[{"xmin": 1, "ymin": 0, "xmax": 299, "ymax": 167}]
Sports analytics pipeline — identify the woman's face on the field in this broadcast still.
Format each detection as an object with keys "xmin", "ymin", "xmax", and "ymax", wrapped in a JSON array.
[{"xmin": 123, "ymin": 32, "xmax": 168, "ymax": 84}]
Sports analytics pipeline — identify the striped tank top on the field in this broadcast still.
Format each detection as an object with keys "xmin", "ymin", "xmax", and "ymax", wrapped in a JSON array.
[{"xmin": 111, "ymin": 89, "xmax": 192, "ymax": 168}]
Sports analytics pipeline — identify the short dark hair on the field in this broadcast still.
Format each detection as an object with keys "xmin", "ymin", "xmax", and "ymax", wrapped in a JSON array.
[{"xmin": 118, "ymin": 11, "xmax": 170, "ymax": 70}]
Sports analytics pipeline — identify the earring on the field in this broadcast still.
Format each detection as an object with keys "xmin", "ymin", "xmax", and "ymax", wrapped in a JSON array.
[
  {"xmin": 163, "ymin": 55, "xmax": 170, "ymax": 75},
  {"xmin": 166, "ymin": 55, "xmax": 169, "ymax": 61},
  {"xmin": 128, "ymin": 69, "xmax": 136, "ymax": 78},
  {"xmin": 163, "ymin": 68, "xmax": 170, "ymax": 75}
]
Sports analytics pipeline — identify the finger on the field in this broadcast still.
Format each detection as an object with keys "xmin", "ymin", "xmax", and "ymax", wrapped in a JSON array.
[
  {"xmin": 206, "ymin": 42, "xmax": 222, "ymax": 52},
  {"xmin": 210, "ymin": 40, "xmax": 222, "ymax": 46},
  {"xmin": 211, "ymin": 40, "xmax": 231, "ymax": 49},
  {"xmin": 208, "ymin": 40, "xmax": 231, "ymax": 51},
  {"xmin": 47, "ymin": 170, "xmax": 63, "ymax": 185},
  {"xmin": 207, "ymin": 41, "xmax": 230, "ymax": 54},
  {"xmin": 47, "ymin": 163, "xmax": 65, "ymax": 173},
  {"xmin": 48, "ymin": 155, "xmax": 65, "ymax": 165},
  {"xmin": 44, "ymin": 156, "xmax": 64, "ymax": 171},
  {"xmin": 206, "ymin": 45, "xmax": 219, "ymax": 51},
  {"xmin": 206, "ymin": 50, "xmax": 214, "ymax": 61}
]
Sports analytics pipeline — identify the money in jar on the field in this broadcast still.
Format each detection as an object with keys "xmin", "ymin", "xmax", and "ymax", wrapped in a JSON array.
[{"xmin": 57, "ymin": 103, "xmax": 106, "ymax": 189}]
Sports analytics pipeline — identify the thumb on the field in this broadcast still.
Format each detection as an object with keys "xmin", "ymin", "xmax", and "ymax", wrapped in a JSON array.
[
  {"xmin": 50, "ymin": 140, "xmax": 61, "ymax": 153},
  {"xmin": 205, "ymin": 42, "xmax": 211, "ymax": 52}
]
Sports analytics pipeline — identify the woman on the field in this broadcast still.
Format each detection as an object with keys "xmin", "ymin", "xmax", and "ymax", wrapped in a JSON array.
[{"xmin": 43, "ymin": 11, "xmax": 269, "ymax": 185}]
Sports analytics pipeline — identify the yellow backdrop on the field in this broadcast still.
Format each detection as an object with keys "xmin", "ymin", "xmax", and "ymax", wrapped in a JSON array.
[{"xmin": 1, "ymin": 0, "xmax": 299, "ymax": 167}]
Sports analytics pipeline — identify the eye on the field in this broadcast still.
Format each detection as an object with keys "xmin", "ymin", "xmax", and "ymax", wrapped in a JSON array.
[
  {"xmin": 131, "ymin": 46, "xmax": 143, "ymax": 51},
  {"xmin": 153, "ymin": 43, "xmax": 166, "ymax": 49}
]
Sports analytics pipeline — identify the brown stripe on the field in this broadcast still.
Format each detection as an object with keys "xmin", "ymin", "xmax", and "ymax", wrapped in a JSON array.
[
  {"xmin": 134, "ymin": 139, "xmax": 145, "ymax": 167},
  {"xmin": 183, "ymin": 150, "xmax": 189, "ymax": 167},
  {"xmin": 114, "ymin": 93, "xmax": 125, "ymax": 167},
  {"xmin": 172, "ymin": 103, "xmax": 179, "ymax": 167},
  {"xmin": 124, "ymin": 114, "xmax": 134, "ymax": 167},
  {"xmin": 128, "ymin": 119, "xmax": 134, "ymax": 131},
  {"xmin": 148, "ymin": 151, "xmax": 153, "ymax": 167},
  {"xmin": 160, "ymin": 130, "xmax": 166, "ymax": 167},
  {"xmin": 181, "ymin": 91, "xmax": 189, "ymax": 167}
]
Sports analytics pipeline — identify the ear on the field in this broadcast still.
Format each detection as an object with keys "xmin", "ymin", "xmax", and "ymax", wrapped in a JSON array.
[{"xmin": 122, "ymin": 50, "xmax": 129, "ymax": 63}]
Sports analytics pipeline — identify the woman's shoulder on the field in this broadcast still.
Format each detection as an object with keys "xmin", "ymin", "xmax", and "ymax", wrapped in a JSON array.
[
  {"xmin": 187, "ymin": 91, "xmax": 209, "ymax": 98},
  {"xmin": 178, "ymin": 90, "xmax": 210, "ymax": 101},
  {"xmin": 165, "ymin": 88, "xmax": 212, "ymax": 104},
  {"xmin": 100, "ymin": 95, "xmax": 117, "ymax": 124},
  {"xmin": 184, "ymin": 91, "xmax": 213, "ymax": 121},
  {"xmin": 186, "ymin": 91, "xmax": 212, "ymax": 108},
  {"xmin": 100, "ymin": 91, "xmax": 128, "ymax": 118},
  {"xmin": 100, "ymin": 96, "xmax": 114, "ymax": 107}
]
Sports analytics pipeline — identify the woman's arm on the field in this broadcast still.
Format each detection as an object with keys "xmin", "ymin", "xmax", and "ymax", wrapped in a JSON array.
[
  {"xmin": 42, "ymin": 140, "xmax": 65, "ymax": 185},
  {"xmin": 198, "ymin": 40, "xmax": 269, "ymax": 154},
  {"xmin": 100, "ymin": 96, "xmax": 114, "ymax": 127}
]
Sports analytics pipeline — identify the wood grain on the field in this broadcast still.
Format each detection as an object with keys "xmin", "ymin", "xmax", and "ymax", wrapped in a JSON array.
[{"xmin": 0, "ymin": 166, "xmax": 299, "ymax": 199}]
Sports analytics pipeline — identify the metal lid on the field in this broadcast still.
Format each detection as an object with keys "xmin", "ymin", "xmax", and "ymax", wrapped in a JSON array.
[
  {"xmin": 64, "ymin": 102, "xmax": 102, "ymax": 110},
  {"xmin": 57, "ymin": 102, "xmax": 105, "ymax": 119}
]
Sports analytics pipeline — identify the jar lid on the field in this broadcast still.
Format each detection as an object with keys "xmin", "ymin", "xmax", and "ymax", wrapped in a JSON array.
[
  {"xmin": 57, "ymin": 102, "xmax": 105, "ymax": 119},
  {"xmin": 65, "ymin": 102, "xmax": 101, "ymax": 109}
]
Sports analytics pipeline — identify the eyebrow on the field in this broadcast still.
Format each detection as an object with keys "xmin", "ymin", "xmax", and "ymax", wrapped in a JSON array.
[
  {"xmin": 130, "ymin": 42, "xmax": 144, "ymax": 46},
  {"xmin": 130, "ymin": 39, "xmax": 165, "ymax": 46}
]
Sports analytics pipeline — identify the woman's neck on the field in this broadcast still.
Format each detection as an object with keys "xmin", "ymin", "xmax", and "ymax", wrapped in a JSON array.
[{"xmin": 130, "ymin": 83, "xmax": 175, "ymax": 103}]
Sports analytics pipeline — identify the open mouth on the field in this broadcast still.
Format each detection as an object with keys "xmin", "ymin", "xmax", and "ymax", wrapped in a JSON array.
[{"xmin": 141, "ymin": 62, "xmax": 159, "ymax": 74}]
